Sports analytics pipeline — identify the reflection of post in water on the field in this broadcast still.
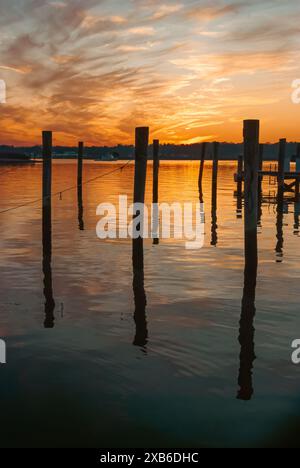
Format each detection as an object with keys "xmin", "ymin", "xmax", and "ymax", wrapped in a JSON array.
[
  {"xmin": 238, "ymin": 231, "xmax": 257, "ymax": 401},
  {"xmin": 211, "ymin": 142, "xmax": 219, "ymax": 246},
  {"xmin": 152, "ymin": 139, "xmax": 160, "ymax": 245},
  {"xmin": 198, "ymin": 142, "xmax": 207, "ymax": 204},
  {"xmin": 133, "ymin": 238, "xmax": 148, "ymax": 348},
  {"xmin": 276, "ymin": 186, "xmax": 284, "ymax": 262},
  {"xmin": 77, "ymin": 142, "xmax": 84, "ymax": 231},
  {"xmin": 42, "ymin": 131, "xmax": 55, "ymax": 329},
  {"xmin": 237, "ymin": 120, "xmax": 259, "ymax": 401},
  {"xmin": 132, "ymin": 127, "xmax": 149, "ymax": 348}
]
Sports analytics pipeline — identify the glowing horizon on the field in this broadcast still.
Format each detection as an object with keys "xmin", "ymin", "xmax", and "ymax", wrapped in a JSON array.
[{"xmin": 1, "ymin": 0, "xmax": 300, "ymax": 146}]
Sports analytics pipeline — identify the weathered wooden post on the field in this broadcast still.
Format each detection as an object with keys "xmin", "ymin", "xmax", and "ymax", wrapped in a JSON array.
[
  {"xmin": 43, "ymin": 131, "xmax": 52, "ymax": 209},
  {"xmin": 132, "ymin": 127, "xmax": 149, "ymax": 347},
  {"xmin": 198, "ymin": 142, "xmax": 207, "ymax": 203},
  {"xmin": 278, "ymin": 138, "xmax": 286, "ymax": 188},
  {"xmin": 152, "ymin": 139, "xmax": 160, "ymax": 244},
  {"xmin": 211, "ymin": 142, "xmax": 219, "ymax": 246},
  {"xmin": 244, "ymin": 120, "xmax": 259, "ymax": 239},
  {"xmin": 42, "ymin": 131, "xmax": 55, "ymax": 328},
  {"xmin": 152, "ymin": 139, "xmax": 159, "ymax": 205},
  {"xmin": 134, "ymin": 127, "xmax": 149, "ymax": 207},
  {"xmin": 77, "ymin": 142, "xmax": 84, "ymax": 230}
]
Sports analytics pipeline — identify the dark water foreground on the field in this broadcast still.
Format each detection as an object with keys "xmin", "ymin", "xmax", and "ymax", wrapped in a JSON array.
[{"xmin": 0, "ymin": 161, "xmax": 299, "ymax": 448}]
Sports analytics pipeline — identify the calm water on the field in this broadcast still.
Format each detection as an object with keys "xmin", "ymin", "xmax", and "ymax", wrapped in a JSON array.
[{"xmin": 0, "ymin": 161, "xmax": 300, "ymax": 448}]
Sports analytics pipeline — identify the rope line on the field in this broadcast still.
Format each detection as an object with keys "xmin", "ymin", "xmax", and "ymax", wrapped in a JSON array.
[{"xmin": 0, "ymin": 160, "xmax": 132, "ymax": 215}]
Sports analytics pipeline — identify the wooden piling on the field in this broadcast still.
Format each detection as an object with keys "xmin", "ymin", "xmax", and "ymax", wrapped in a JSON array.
[
  {"xmin": 134, "ymin": 127, "xmax": 149, "ymax": 206},
  {"xmin": 243, "ymin": 120, "xmax": 259, "ymax": 236},
  {"xmin": 152, "ymin": 139, "xmax": 159, "ymax": 205},
  {"xmin": 42, "ymin": 131, "xmax": 52, "ymax": 207},
  {"xmin": 198, "ymin": 142, "xmax": 207, "ymax": 203},
  {"xmin": 278, "ymin": 138, "xmax": 286, "ymax": 188},
  {"xmin": 212, "ymin": 141, "xmax": 219, "ymax": 183}
]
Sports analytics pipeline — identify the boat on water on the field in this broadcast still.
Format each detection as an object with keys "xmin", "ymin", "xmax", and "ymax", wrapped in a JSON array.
[
  {"xmin": 94, "ymin": 152, "xmax": 119, "ymax": 162},
  {"xmin": 0, "ymin": 152, "xmax": 35, "ymax": 164}
]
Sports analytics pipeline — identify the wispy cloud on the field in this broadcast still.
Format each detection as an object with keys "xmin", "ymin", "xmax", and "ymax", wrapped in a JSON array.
[{"xmin": 0, "ymin": 0, "xmax": 300, "ymax": 144}]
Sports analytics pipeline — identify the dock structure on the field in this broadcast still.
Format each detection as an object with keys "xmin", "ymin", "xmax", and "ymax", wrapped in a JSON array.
[{"xmin": 234, "ymin": 138, "xmax": 300, "ymax": 200}]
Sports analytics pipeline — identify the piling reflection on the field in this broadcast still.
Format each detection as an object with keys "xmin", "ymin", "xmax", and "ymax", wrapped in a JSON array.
[
  {"xmin": 275, "ymin": 187, "xmax": 284, "ymax": 263},
  {"xmin": 237, "ymin": 217, "xmax": 257, "ymax": 401},
  {"xmin": 42, "ymin": 203, "xmax": 55, "ymax": 328},
  {"xmin": 78, "ymin": 186, "xmax": 84, "ymax": 231},
  {"xmin": 132, "ymin": 237, "xmax": 148, "ymax": 350}
]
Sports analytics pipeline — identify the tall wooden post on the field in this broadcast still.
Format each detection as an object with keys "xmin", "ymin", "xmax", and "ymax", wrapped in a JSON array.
[
  {"xmin": 42, "ymin": 131, "xmax": 55, "ymax": 328},
  {"xmin": 43, "ymin": 131, "xmax": 52, "ymax": 209},
  {"xmin": 244, "ymin": 120, "xmax": 259, "ymax": 237},
  {"xmin": 77, "ymin": 142, "xmax": 84, "ymax": 230},
  {"xmin": 211, "ymin": 142, "xmax": 219, "ymax": 246},
  {"xmin": 278, "ymin": 138, "xmax": 286, "ymax": 188},
  {"xmin": 152, "ymin": 139, "xmax": 159, "ymax": 204},
  {"xmin": 134, "ymin": 127, "xmax": 149, "ymax": 206},
  {"xmin": 152, "ymin": 139, "xmax": 160, "ymax": 244},
  {"xmin": 198, "ymin": 142, "xmax": 207, "ymax": 203}
]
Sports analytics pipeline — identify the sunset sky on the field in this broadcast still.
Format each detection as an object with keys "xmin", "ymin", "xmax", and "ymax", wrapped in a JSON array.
[{"xmin": 1, "ymin": 0, "xmax": 300, "ymax": 146}]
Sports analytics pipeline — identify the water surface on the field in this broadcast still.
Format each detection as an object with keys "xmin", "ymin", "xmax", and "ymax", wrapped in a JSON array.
[{"xmin": 0, "ymin": 161, "xmax": 299, "ymax": 448}]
